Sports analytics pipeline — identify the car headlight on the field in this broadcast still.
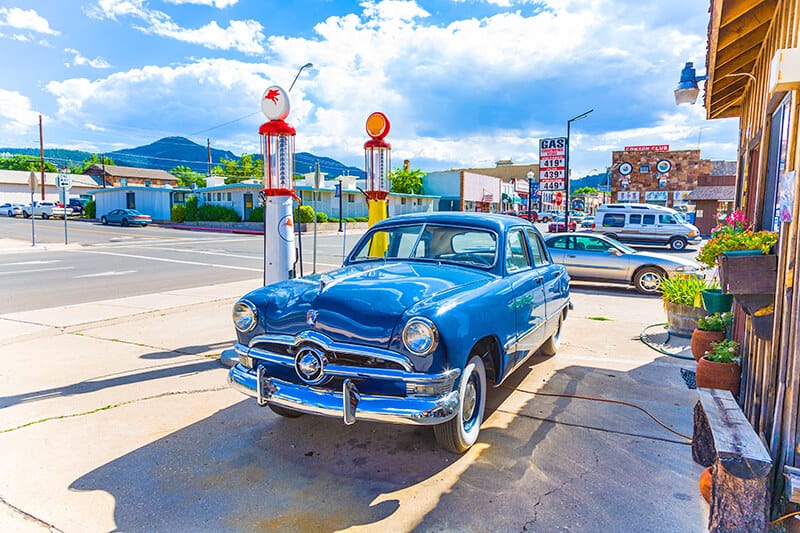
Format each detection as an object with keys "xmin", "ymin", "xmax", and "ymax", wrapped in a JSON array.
[
  {"xmin": 402, "ymin": 317, "xmax": 438, "ymax": 356},
  {"xmin": 674, "ymin": 266, "xmax": 697, "ymax": 273},
  {"xmin": 232, "ymin": 300, "xmax": 257, "ymax": 332}
]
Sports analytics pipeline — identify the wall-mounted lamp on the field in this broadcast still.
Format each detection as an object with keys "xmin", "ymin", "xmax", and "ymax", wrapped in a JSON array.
[{"xmin": 674, "ymin": 61, "xmax": 708, "ymax": 105}]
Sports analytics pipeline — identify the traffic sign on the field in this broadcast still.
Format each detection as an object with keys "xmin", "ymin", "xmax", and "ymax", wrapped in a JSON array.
[
  {"xmin": 28, "ymin": 170, "xmax": 37, "ymax": 192},
  {"xmin": 554, "ymin": 192, "xmax": 564, "ymax": 206},
  {"xmin": 57, "ymin": 174, "xmax": 73, "ymax": 190}
]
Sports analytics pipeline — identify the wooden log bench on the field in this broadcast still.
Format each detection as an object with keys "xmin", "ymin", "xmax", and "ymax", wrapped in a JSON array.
[{"xmin": 692, "ymin": 387, "xmax": 773, "ymax": 532}]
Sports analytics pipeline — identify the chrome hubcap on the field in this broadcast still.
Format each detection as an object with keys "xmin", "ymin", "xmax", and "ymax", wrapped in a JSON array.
[
  {"xmin": 641, "ymin": 273, "xmax": 661, "ymax": 292},
  {"xmin": 462, "ymin": 379, "xmax": 477, "ymax": 422}
]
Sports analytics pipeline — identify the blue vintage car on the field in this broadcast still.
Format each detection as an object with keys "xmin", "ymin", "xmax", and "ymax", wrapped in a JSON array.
[{"xmin": 228, "ymin": 212, "xmax": 571, "ymax": 452}]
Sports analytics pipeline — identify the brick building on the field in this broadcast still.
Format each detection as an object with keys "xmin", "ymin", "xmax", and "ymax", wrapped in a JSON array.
[
  {"xmin": 610, "ymin": 146, "xmax": 710, "ymax": 208},
  {"xmin": 685, "ymin": 160, "xmax": 736, "ymax": 235}
]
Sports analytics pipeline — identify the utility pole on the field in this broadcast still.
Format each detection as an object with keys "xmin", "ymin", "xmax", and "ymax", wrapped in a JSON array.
[
  {"xmin": 39, "ymin": 114, "xmax": 45, "ymax": 200},
  {"xmin": 207, "ymin": 138, "xmax": 212, "ymax": 176},
  {"xmin": 101, "ymin": 154, "xmax": 106, "ymax": 188}
]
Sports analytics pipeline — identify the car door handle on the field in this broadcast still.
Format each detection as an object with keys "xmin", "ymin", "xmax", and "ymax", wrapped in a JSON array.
[
  {"xmin": 535, "ymin": 276, "xmax": 544, "ymax": 284},
  {"xmin": 566, "ymin": 254, "xmax": 576, "ymax": 258}
]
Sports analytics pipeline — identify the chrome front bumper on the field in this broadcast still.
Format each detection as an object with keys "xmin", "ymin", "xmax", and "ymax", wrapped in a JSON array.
[{"xmin": 228, "ymin": 363, "xmax": 460, "ymax": 426}]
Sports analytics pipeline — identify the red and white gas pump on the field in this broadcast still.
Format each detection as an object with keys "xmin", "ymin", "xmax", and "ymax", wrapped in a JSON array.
[
  {"xmin": 364, "ymin": 112, "xmax": 392, "ymax": 228},
  {"xmin": 259, "ymin": 85, "xmax": 298, "ymax": 285}
]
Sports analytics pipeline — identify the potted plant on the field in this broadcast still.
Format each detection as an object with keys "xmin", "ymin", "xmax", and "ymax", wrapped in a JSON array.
[
  {"xmin": 696, "ymin": 339, "xmax": 741, "ymax": 397},
  {"xmin": 700, "ymin": 281, "xmax": 733, "ymax": 314},
  {"xmin": 660, "ymin": 274, "xmax": 708, "ymax": 338},
  {"xmin": 696, "ymin": 210, "xmax": 778, "ymax": 297},
  {"xmin": 690, "ymin": 311, "xmax": 732, "ymax": 361}
]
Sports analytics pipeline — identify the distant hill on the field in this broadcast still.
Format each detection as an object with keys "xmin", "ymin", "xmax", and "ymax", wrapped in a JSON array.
[
  {"xmin": 0, "ymin": 136, "xmax": 365, "ymax": 178},
  {"xmin": 571, "ymin": 172, "xmax": 609, "ymax": 190}
]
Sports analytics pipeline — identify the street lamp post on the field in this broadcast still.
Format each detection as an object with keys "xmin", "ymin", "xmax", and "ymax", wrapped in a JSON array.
[
  {"xmin": 526, "ymin": 170, "xmax": 535, "ymax": 221},
  {"xmin": 338, "ymin": 176, "xmax": 343, "ymax": 232},
  {"xmin": 566, "ymin": 109, "xmax": 593, "ymax": 230},
  {"xmin": 288, "ymin": 62, "xmax": 313, "ymax": 92}
]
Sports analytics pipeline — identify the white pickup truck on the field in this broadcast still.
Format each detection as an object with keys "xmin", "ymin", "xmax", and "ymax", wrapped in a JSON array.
[{"xmin": 21, "ymin": 202, "xmax": 73, "ymax": 219}]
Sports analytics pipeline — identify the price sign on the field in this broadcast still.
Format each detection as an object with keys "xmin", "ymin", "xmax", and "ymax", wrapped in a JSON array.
[{"xmin": 539, "ymin": 137, "xmax": 567, "ymax": 190}]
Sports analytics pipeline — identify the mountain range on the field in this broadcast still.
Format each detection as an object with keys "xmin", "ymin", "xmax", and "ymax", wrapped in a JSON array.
[{"xmin": 0, "ymin": 136, "xmax": 365, "ymax": 178}]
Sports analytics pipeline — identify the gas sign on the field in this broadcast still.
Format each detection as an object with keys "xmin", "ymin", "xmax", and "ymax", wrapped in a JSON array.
[{"xmin": 539, "ymin": 137, "xmax": 567, "ymax": 191}]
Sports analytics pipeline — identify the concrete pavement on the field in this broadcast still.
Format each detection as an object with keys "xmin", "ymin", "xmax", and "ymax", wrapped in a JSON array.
[{"xmin": 0, "ymin": 250, "xmax": 709, "ymax": 531}]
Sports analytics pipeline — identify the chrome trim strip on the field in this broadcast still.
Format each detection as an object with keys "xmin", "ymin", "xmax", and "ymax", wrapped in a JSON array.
[
  {"xmin": 248, "ymin": 331, "xmax": 414, "ymax": 372},
  {"xmin": 235, "ymin": 343, "xmax": 459, "ymax": 384},
  {"xmin": 229, "ymin": 364, "xmax": 459, "ymax": 425}
]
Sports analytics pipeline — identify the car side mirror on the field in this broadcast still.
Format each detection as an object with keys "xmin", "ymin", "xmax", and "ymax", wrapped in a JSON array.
[{"xmin": 608, "ymin": 247, "xmax": 622, "ymax": 256}]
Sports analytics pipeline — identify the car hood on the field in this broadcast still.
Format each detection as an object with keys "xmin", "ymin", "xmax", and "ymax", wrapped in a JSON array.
[
  {"xmin": 631, "ymin": 251, "xmax": 701, "ymax": 269},
  {"xmin": 247, "ymin": 261, "xmax": 492, "ymax": 346}
]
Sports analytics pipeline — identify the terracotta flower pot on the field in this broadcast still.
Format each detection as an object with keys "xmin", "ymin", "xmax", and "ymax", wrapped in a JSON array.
[
  {"xmin": 690, "ymin": 329, "xmax": 727, "ymax": 361},
  {"xmin": 696, "ymin": 357, "xmax": 741, "ymax": 397},
  {"xmin": 699, "ymin": 466, "xmax": 712, "ymax": 503}
]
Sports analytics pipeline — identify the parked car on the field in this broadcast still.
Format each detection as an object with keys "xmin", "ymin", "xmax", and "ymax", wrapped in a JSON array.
[
  {"xmin": 516, "ymin": 210, "xmax": 539, "ymax": 222},
  {"xmin": 228, "ymin": 212, "xmax": 571, "ymax": 452},
  {"xmin": 21, "ymin": 202, "xmax": 72, "ymax": 219},
  {"xmin": 1, "ymin": 203, "xmax": 24, "ymax": 217},
  {"xmin": 68, "ymin": 198, "xmax": 88, "ymax": 215},
  {"xmin": 100, "ymin": 209, "xmax": 152, "ymax": 226},
  {"xmin": 544, "ymin": 232, "xmax": 703, "ymax": 295},
  {"xmin": 538, "ymin": 211, "xmax": 558, "ymax": 223},
  {"xmin": 568, "ymin": 210, "xmax": 586, "ymax": 224},
  {"xmin": 581, "ymin": 216, "xmax": 595, "ymax": 229},
  {"xmin": 591, "ymin": 203, "xmax": 701, "ymax": 250},
  {"xmin": 548, "ymin": 216, "xmax": 577, "ymax": 232}
]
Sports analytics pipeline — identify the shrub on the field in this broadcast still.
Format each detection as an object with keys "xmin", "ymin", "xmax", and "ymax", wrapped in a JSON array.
[
  {"xmin": 346, "ymin": 217, "xmax": 356, "ymax": 223},
  {"xmin": 171, "ymin": 204, "xmax": 186, "ymax": 223},
  {"xmin": 697, "ymin": 209, "xmax": 778, "ymax": 267},
  {"xmin": 354, "ymin": 216, "xmax": 368, "ymax": 222},
  {"xmin": 660, "ymin": 274, "xmax": 707, "ymax": 306},
  {"xmin": 197, "ymin": 204, "xmax": 240, "ymax": 222},
  {"xmin": 696, "ymin": 311, "xmax": 733, "ymax": 332},
  {"xmin": 185, "ymin": 195, "xmax": 199, "ymax": 221},
  {"xmin": 328, "ymin": 217, "xmax": 339, "ymax": 223},
  {"xmin": 297, "ymin": 205, "xmax": 315, "ymax": 223},
  {"xmin": 84, "ymin": 199, "xmax": 96, "ymax": 219},
  {"xmin": 316, "ymin": 211, "xmax": 328, "ymax": 223},
  {"xmin": 248, "ymin": 206, "xmax": 263, "ymax": 222},
  {"xmin": 705, "ymin": 339, "xmax": 740, "ymax": 363}
]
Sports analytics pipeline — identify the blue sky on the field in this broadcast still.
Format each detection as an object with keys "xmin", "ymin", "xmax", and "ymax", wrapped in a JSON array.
[{"xmin": 0, "ymin": 0, "xmax": 738, "ymax": 176}]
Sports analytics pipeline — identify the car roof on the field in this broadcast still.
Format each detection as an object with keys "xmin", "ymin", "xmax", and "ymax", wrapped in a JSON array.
[{"xmin": 373, "ymin": 211, "xmax": 531, "ymax": 233}]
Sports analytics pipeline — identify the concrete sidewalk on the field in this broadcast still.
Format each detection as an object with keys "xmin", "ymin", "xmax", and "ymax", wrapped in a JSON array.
[{"xmin": 0, "ymin": 282, "xmax": 708, "ymax": 532}]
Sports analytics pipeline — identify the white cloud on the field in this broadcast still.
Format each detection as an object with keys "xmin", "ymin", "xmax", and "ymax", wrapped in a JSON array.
[
  {"xmin": 65, "ymin": 48, "xmax": 112, "ymax": 69},
  {"xmin": 164, "ymin": 0, "xmax": 239, "ymax": 7},
  {"xmin": 0, "ymin": 7, "xmax": 59, "ymax": 35},
  {"xmin": 0, "ymin": 89, "xmax": 41, "ymax": 135},
  {"xmin": 86, "ymin": 0, "xmax": 263, "ymax": 54}
]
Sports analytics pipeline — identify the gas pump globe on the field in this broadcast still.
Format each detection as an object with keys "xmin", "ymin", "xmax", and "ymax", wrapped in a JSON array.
[
  {"xmin": 363, "ymin": 112, "xmax": 392, "ymax": 256},
  {"xmin": 259, "ymin": 85, "xmax": 297, "ymax": 285}
]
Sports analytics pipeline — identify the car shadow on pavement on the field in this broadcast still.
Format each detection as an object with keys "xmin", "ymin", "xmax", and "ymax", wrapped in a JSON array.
[
  {"xmin": 139, "ymin": 340, "xmax": 233, "ymax": 359},
  {"xmin": 65, "ymin": 356, "xmax": 706, "ymax": 532}
]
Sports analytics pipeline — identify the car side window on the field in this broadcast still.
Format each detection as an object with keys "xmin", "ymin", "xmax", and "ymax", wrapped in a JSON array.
[
  {"xmin": 526, "ymin": 229, "xmax": 550, "ymax": 267},
  {"xmin": 548, "ymin": 236, "xmax": 568, "ymax": 249},
  {"xmin": 506, "ymin": 230, "xmax": 531, "ymax": 273},
  {"xmin": 580, "ymin": 236, "xmax": 611, "ymax": 252},
  {"xmin": 643, "ymin": 214, "xmax": 655, "ymax": 225},
  {"xmin": 602, "ymin": 213, "xmax": 625, "ymax": 228},
  {"xmin": 629, "ymin": 214, "xmax": 641, "ymax": 224},
  {"xmin": 659, "ymin": 214, "xmax": 676, "ymax": 224}
]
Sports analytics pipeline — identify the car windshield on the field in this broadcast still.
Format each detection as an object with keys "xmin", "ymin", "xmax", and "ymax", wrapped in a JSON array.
[
  {"xmin": 604, "ymin": 235, "xmax": 636, "ymax": 253},
  {"xmin": 349, "ymin": 223, "xmax": 497, "ymax": 267}
]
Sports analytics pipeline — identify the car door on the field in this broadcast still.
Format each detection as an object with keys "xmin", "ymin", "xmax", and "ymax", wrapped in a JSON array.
[
  {"xmin": 527, "ymin": 229, "xmax": 566, "ymax": 331},
  {"xmin": 576, "ymin": 235, "xmax": 632, "ymax": 281},
  {"xmin": 655, "ymin": 213, "xmax": 679, "ymax": 244},
  {"xmin": 505, "ymin": 228, "xmax": 546, "ymax": 368}
]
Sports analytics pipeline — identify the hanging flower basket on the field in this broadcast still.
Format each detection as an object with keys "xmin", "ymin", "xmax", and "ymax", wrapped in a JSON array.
[
  {"xmin": 701, "ymin": 288, "xmax": 733, "ymax": 313},
  {"xmin": 718, "ymin": 252, "xmax": 777, "ymax": 296}
]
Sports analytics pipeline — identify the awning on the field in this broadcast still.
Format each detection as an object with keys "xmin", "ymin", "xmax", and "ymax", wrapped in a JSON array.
[{"xmin": 686, "ymin": 186, "xmax": 736, "ymax": 201}]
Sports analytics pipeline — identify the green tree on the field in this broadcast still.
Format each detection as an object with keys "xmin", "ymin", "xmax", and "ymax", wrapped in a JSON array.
[
  {"xmin": 0, "ymin": 154, "xmax": 58, "ymax": 172},
  {"xmin": 212, "ymin": 153, "xmax": 263, "ymax": 183},
  {"xmin": 573, "ymin": 186, "xmax": 599, "ymax": 196},
  {"xmin": 171, "ymin": 165, "xmax": 206, "ymax": 188},
  {"xmin": 71, "ymin": 154, "xmax": 115, "ymax": 174},
  {"xmin": 389, "ymin": 167, "xmax": 425, "ymax": 194}
]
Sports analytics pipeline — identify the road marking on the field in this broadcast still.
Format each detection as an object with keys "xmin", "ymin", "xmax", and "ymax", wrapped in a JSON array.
[
  {"xmin": 0, "ymin": 266, "xmax": 73, "ymax": 275},
  {"xmin": 165, "ymin": 248, "xmax": 262, "ymax": 260},
  {"xmin": 76, "ymin": 270, "xmax": 137, "ymax": 278},
  {"xmin": 78, "ymin": 250, "xmax": 263, "ymax": 271},
  {"xmin": 4, "ymin": 260, "xmax": 61, "ymax": 266}
]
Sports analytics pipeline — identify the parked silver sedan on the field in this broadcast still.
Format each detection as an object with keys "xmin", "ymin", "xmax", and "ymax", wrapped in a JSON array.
[{"xmin": 544, "ymin": 232, "xmax": 702, "ymax": 295}]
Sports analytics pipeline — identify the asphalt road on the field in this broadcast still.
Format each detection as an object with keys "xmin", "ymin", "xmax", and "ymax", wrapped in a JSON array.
[{"xmin": 0, "ymin": 216, "xmax": 365, "ymax": 312}]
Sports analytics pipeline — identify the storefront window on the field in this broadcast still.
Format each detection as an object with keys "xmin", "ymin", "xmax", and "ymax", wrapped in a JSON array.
[{"xmin": 764, "ymin": 94, "xmax": 791, "ymax": 232}]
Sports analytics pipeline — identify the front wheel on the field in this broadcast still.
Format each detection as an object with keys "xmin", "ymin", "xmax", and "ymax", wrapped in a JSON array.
[
  {"xmin": 669, "ymin": 236, "xmax": 688, "ymax": 251},
  {"xmin": 634, "ymin": 267, "xmax": 665, "ymax": 295},
  {"xmin": 7, "ymin": 211, "xmax": 13, "ymax": 217},
  {"xmin": 434, "ymin": 355, "xmax": 486, "ymax": 453},
  {"xmin": 23, "ymin": 211, "xmax": 30, "ymax": 218},
  {"xmin": 101, "ymin": 216, "xmax": 108, "ymax": 225},
  {"xmin": 41, "ymin": 213, "xmax": 49, "ymax": 220}
]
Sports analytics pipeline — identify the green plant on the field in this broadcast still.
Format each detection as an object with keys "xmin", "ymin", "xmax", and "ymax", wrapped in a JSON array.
[
  {"xmin": 696, "ymin": 311, "xmax": 733, "ymax": 332},
  {"xmin": 705, "ymin": 339, "xmax": 740, "ymax": 363},
  {"xmin": 316, "ymin": 211, "xmax": 328, "ymax": 223},
  {"xmin": 346, "ymin": 217, "xmax": 356, "ymax": 223},
  {"xmin": 248, "ymin": 206, "xmax": 263, "ymax": 222},
  {"xmin": 84, "ymin": 199, "xmax": 96, "ymax": 219},
  {"xmin": 659, "ymin": 275, "xmax": 708, "ymax": 306},
  {"xmin": 354, "ymin": 216, "xmax": 368, "ymax": 222},
  {"xmin": 197, "ymin": 204, "xmax": 240, "ymax": 222},
  {"xmin": 296, "ymin": 205, "xmax": 315, "ymax": 223},
  {"xmin": 697, "ymin": 210, "xmax": 778, "ymax": 267},
  {"xmin": 185, "ymin": 195, "xmax": 199, "ymax": 221},
  {"xmin": 171, "ymin": 204, "xmax": 186, "ymax": 223}
]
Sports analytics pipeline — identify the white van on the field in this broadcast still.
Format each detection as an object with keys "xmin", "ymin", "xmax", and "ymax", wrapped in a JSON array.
[{"xmin": 591, "ymin": 203, "xmax": 701, "ymax": 250}]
